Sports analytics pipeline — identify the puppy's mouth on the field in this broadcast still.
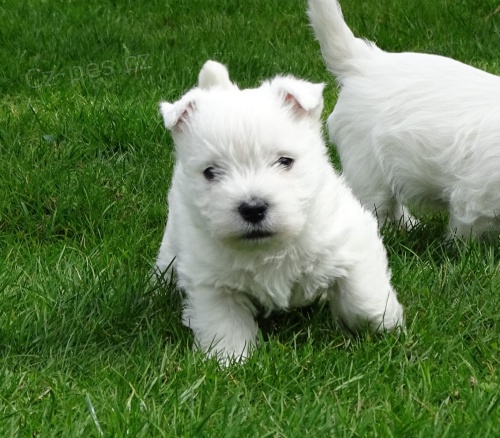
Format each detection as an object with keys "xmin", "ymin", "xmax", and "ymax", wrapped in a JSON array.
[{"xmin": 241, "ymin": 229, "xmax": 274, "ymax": 241}]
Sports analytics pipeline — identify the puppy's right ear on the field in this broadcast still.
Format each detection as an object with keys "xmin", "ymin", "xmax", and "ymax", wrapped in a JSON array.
[
  {"xmin": 198, "ymin": 60, "xmax": 235, "ymax": 90},
  {"xmin": 159, "ymin": 91, "xmax": 199, "ymax": 131},
  {"xmin": 269, "ymin": 76, "xmax": 324, "ymax": 121}
]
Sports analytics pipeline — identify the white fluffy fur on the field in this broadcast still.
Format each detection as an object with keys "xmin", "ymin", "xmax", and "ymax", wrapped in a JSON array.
[
  {"xmin": 308, "ymin": 0, "xmax": 500, "ymax": 239},
  {"xmin": 156, "ymin": 60, "xmax": 403, "ymax": 363}
]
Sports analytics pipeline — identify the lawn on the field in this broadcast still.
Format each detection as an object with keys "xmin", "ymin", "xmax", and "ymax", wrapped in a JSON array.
[{"xmin": 1, "ymin": 0, "xmax": 499, "ymax": 435}]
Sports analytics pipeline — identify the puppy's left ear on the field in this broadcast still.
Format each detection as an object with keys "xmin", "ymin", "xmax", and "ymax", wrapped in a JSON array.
[
  {"xmin": 159, "ymin": 89, "xmax": 201, "ymax": 131},
  {"xmin": 270, "ymin": 77, "xmax": 324, "ymax": 120}
]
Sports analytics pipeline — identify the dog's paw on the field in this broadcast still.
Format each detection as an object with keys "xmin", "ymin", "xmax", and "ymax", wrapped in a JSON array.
[{"xmin": 196, "ymin": 339, "xmax": 255, "ymax": 367}]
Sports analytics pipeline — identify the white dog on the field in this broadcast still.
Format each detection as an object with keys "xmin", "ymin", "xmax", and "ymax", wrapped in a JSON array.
[
  {"xmin": 308, "ymin": 0, "xmax": 500, "ymax": 239},
  {"xmin": 155, "ymin": 60, "xmax": 403, "ymax": 363}
]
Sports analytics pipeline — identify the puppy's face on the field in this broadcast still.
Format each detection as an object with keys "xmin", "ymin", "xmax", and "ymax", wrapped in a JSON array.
[{"xmin": 161, "ymin": 70, "xmax": 326, "ymax": 249}]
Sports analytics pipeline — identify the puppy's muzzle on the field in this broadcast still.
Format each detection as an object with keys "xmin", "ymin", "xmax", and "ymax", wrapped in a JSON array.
[{"xmin": 238, "ymin": 199, "xmax": 268, "ymax": 224}]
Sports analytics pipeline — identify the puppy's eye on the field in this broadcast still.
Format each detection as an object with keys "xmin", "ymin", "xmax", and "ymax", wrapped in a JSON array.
[
  {"xmin": 276, "ymin": 157, "xmax": 294, "ymax": 169},
  {"xmin": 203, "ymin": 167, "xmax": 216, "ymax": 181}
]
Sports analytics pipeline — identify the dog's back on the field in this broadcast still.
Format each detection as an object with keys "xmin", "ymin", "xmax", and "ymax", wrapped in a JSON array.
[{"xmin": 308, "ymin": 0, "xmax": 500, "ymax": 238}]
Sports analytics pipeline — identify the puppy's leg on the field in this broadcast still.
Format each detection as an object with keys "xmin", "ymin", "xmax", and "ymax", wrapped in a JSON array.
[
  {"xmin": 154, "ymin": 220, "xmax": 176, "ymax": 280},
  {"xmin": 448, "ymin": 187, "xmax": 500, "ymax": 240},
  {"xmin": 360, "ymin": 190, "xmax": 397, "ymax": 228},
  {"xmin": 343, "ymin": 160, "xmax": 417, "ymax": 229},
  {"xmin": 340, "ymin": 149, "xmax": 397, "ymax": 227},
  {"xmin": 447, "ymin": 212, "xmax": 473, "ymax": 240},
  {"xmin": 361, "ymin": 194, "xmax": 418, "ymax": 230},
  {"xmin": 391, "ymin": 201, "xmax": 419, "ymax": 230},
  {"xmin": 327, "ymin": 265, "xmax": 404, "ymax": 333},
  {"xmin": 343, "ymin": 164, "xmax": 400, "ymax": 227},
  {"xmin": 183, "ymin": 287, "xmax": 258, "ymax": 364},
  {"xmin": 448, "ymin": 212, "xmax": 498, "ymax": 241}
]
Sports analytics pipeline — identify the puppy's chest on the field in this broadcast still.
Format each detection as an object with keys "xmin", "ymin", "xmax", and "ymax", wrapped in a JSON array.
[{"xmin": 225, "ymin": 257, "xmax": 335, "ymax": 310}]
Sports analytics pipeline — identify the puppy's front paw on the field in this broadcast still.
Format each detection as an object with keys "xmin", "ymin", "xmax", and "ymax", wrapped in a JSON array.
[
  {"xmin": 183, "ymin": 288, "xmax": 259, "ymax": 365},
  {"xmin": 200, "ymin": 338, "xmax": 256, "ymax": 366}
]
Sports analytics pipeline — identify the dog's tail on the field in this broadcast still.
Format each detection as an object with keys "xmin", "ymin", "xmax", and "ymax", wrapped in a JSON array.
[
  {"xmin": 308, "ymin": 0, "xmax": 376, "ymax": 84},
  {"xmin": 198, "ymin": 60, "xmax": 235, "ymax": 90}
]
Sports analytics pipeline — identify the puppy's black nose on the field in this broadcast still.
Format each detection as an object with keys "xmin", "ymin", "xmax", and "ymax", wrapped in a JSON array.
[{"xmin": 238, "ymin": 199, "xmax": 268, "ymax": 223}]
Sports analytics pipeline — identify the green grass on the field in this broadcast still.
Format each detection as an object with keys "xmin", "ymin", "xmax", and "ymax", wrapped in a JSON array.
[{"xmin": 1, "ymin": 0, "xmax": 500, "ymax": 435}]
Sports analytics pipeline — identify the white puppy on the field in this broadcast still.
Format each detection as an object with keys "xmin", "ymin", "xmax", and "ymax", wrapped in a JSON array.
[
  {"xmin": 308, "ymin": 0, "xmax": 500, "ymax": 239},
  {"xmin": 155, "ymin": 60, "xmax": 403, "ymax": 363}
]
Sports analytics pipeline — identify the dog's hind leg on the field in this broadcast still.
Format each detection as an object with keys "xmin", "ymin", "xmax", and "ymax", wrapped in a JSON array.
[
  {"xmin": 447, "ymin": 211, "xmax": 472, "ymax": 240},
  {"xmin": 357, "ymin": 189, "xmax": 398, "ymax": 229},
  {"xmin": 338, "ymin": 150, "xmax": 401, "ymax": 228},
  {"xmin": 448, "ymin": 186, "xmax": 500, "ymax": 240},
  {"xmin": 448, "ymin": 211, "xmax": 499, "ymax": 241},
  {"xmin": 390, "ymin": 200, "xmax": 419, "ymax": 230},
  {"xmin": 358, "ymin": 191, "xmax": 417, "ymax": 230}
]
